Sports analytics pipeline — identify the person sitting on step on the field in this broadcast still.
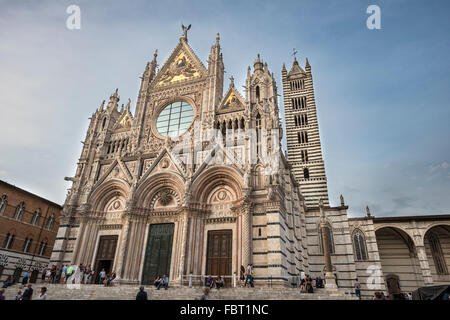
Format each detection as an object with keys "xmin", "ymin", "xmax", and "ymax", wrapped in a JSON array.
[
  {"xmin": 154, "ymin": 275, "xmax": 161, "ymax": 288},
  {"xmin": 157, "ymin": 275, "xmax": 169, "ymax": 290},
  {"xmin": 215, "ymin": 276, "xmax": 224, "ymax": 290},
  {"xmin": 206, "ymin": 275, "xmax": 215, "ymax": 289}
]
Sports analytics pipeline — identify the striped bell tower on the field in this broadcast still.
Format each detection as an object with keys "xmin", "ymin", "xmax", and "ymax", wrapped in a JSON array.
[{"xmin": 282, "ymin": 56, "xmax": 329, "ymax": 207}]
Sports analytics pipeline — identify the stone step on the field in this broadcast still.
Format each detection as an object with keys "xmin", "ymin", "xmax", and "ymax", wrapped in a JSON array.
[{"xmin": 1, "ymin": 284, "xmax": 356, "ymax": 300}]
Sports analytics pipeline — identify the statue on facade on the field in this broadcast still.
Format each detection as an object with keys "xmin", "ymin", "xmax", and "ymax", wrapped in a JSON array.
[{"xmin": 340, "ymin": 194, "xmax": 345, "ymax": 206}]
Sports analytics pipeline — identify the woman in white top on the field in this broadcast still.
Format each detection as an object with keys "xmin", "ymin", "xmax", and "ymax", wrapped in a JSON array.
[{"xmin": 39, "ymin": 287, "xmax": 47, "ymax": 300}]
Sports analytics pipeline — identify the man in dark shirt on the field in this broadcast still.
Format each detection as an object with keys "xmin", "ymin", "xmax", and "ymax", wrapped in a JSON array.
[
  {"xmin": 136, "ymin": 286, "xmax": 148, "ymax": 300},
  {"xmin": 22, "ymin": 284, "xmax": 33, "ymax": 300}
]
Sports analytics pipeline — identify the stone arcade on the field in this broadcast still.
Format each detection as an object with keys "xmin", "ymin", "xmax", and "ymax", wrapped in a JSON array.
[{"xmin": 50, "ymin": 27, "xmax": 450, "ymax": 299}]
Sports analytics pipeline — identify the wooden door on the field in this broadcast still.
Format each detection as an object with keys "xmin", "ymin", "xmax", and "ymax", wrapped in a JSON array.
[
  {"xmin": 206, "ymin": 230, "xmax": 232, "ymax": 286},
  {"xmin": 386, "ymin": 275, "xmax": 401, "ymax": 295},
  {"xmin": 141, "ymin": 223, "xmax": 174, "ymax": 285},
  {"xmin": 94, "ymin": 235, "xmax": 118, "ymax": 282}
]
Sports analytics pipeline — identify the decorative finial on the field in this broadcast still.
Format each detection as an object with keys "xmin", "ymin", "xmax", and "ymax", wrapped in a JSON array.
[
  {"xmin": 100, "ymin": 100, "xmax": 105, "ymax": 111},
  {"xmin": 292, "ymin": 48, "xmax": 298, "ymax": 61},
  {"xmin": 340, "ymin": 194, "xmax": 344, "ymax": 206},
  {"xmin": 154, "ymin": 49, "xmax": 158, "ymax": 59},
  {"xmin": 126, "ymin": 98, "xmax": 131, "ymax": 111},
  {"xmin": 181, "ymin": 24, "xmax": 191, "ymax": 41},
  {"xmin": 366, "ymin": 205, "xmax": 371, "ymax": 217},
  {"xmin": 216, "ymin": 32, "xmax": 220, "ymax": 44}
]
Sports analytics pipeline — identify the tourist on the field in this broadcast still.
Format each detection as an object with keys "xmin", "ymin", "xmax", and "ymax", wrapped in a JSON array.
[
  {"xmin": 373, "ymin": 291, "xmax": 386, "ymax": 300},
  {"xmin": 407, "ymin": 292, "xmax": 412, "ymax": 300},
  {"xmin": 154, "ymin": 275, "xmax": 161, "ymax": 288},
  {"xmin": 55, "ymin": 266, "xmax": 61, "ymax": 283},
  {"xmin": 110, "ymin": 271, "xmax": 117, "ymax": 286},
  {"xmin": 39, "ymin": 287, "xmax": 47, "ymax": 300},
  {"xmin": 50, "ymin": 265, "xmax": 57, "ymax": 284},
  {"xmin": 0, "ymin": 288, "xmax": 5, "ymax": 300},
  {"xmin": 244, "ymin": 263, "xmax": 254, "ymax": 287},
  {"xmin": 99, "ymin": 268, "xmax": 106, "ymax": 285},
  {"xmin": 206, "ymin": 275, "xmax": 215, "ymax": 289},
  {"xmin": 22, "ymin": 271, "xmax": 30, "ymax": 285},
  {"xmin": 88, "ymin": 267, "xmax": 94, "ymax": 284},
  {"xmin": 200, "ymin": 287, "xmax": 210, "ymax": 300},
  {"xmin": 157, "ymin": 274, "xmax": 168, "ymax": 290},
  {"xmin": 61, "ymin": 264, "xmax": 68, "ymax": 283},
  {"xmin": 2, "ymin": 276, "xmax": 13, "ymax": 288},
  {"xmin": 46, "ymin": 268, "xmax": 52, "ymax": 283},
  {"xmin": 239, "ymin": 265, "xmax": 245, "ymax": 287},
  {"xmin": 215, "ymin": 276, "xmax": 224, "ymax": 290},
  {"xmin": 300, "ymin": 278, "xmax": 306, "ymax": 293},
  {"xmin": 41, "ymin": 267, "xmax": 47, "ymax": 282},
  {"xmin": 136, "ymin": 286, "xmax": 148, "ymax": 300},
  {"xmin": 306, "ymin": 275, "xmax": 314, "ymax": 293},
  {"xmin": 15, "ymin": 290, "xmax": 23, "ymax": 300},
  {"xmin": 22, "ymin": 284, "xmax": 33, "ymax": 300},
  {"xmin": 354, "ymin": 278, "xmax": 361, "ymax": 300},
  {"xmin": 315, "ymin": 276, "xmax": 324, "ymax": 288}
]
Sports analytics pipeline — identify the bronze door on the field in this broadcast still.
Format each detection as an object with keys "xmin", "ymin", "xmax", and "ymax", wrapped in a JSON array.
[
  {"xmin": 206, "ymin": 230, "xmax": 232, "ymax": 286},
  {"xmin": 94, "ymin": 235, "xmax": 118, "ymax": 282},
  {"xmin": 142, "ymin": 223, "xmax": 174, "ymax": 285}
]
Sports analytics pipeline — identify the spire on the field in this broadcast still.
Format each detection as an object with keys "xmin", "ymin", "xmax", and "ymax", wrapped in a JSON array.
[
  {"xmin": 126, "ymin": 98, "xmax": 131, "ymax": 112},
  {"xmin": 216, "ymin": 32, "xmax": 220, "ymax": 46},
  {"xmin": 305, "ymin": 57, "xmax": 310, "ymax": 69},
  {"xmin": 107, "ymin": 88, "xmax": 120, "ymax": 109},
  {"xmin": 282, "ymin": 63, "xmax": 286, "ymax": 72},
  {"xmin": 254, "ymin": 54, "xmax": 263, "ymax": 72},
  {"xmin": 120, "ymin": 104, "xmax": 124, "ymax": 113},
  {"xmin": 99, "ymin": 100, "xmax": 105, "ymax": 111}
]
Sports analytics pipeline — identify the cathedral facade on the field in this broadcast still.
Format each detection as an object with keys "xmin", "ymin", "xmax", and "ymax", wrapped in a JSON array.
[{"xmin": 50, "ymin": 29, "xmax": 450, "ymax": 298}]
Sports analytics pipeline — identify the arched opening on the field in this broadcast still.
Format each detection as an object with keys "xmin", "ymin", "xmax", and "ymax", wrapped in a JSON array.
[
  {"xmin": 303, "ymin": 168, "xmax": 310, "ymax": 179},
  {"xmin": 375, "ymin": 227, "xmax": 424, "ymax": 296},
  {"xmin": 256, "ymin": 86, "xmax": 260, "ymax": 101},
  {"xmin": 352, "ymin": 229, "xmax": 368, "ymax": 261},
  {"xmin": 424, "ymin": 225, "xmax": 450, "ymax": 284}
]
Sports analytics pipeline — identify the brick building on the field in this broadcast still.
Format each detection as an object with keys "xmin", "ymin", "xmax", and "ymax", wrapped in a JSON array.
[{"xmin": 0, "ymin": 180, "xmax": 62, "ymax": 283}]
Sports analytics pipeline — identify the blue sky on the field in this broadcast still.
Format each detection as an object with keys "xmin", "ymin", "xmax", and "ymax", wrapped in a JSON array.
[{"xmin": 0, "ymin": 0, "xmax": 449, "ymax": 217}]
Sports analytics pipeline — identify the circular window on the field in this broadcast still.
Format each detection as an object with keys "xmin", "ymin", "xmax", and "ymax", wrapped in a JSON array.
[{"xmin": 156, "ymin": 101, "xmax": 194, "ymax": 137}]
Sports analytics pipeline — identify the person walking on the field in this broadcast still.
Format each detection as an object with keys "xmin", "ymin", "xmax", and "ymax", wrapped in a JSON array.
[
  {"xmin": 15, "ymin": 289, "xmax": 23, "ymax": 300},
  {"xmin": 22, "ymin": 271, "xmax": 30, "ymax": 285},
  {"xmin": 136, "ymin": 286, "xmax": 148, "ymax": 300},
  {"xmin": 244, "ymin": 264, "xmax": 254, "ymax": 287},
  {"xmin": 39, "ymin": 287, "xmax": 47, "ymax": 300},
  {"xmin": 354, "ymin": 278, "xmax": 361, "ymax": 300},
  {"xmin": 22, "ymin": 284, "xmax": 33, "ymax": 300},
  {"xmin": 99, "ymin": 268, "xmax": 106, "ymax": 285},
  {"xmin": 200, "ymin": 288, "xmax": 210, "ymax": 300}
]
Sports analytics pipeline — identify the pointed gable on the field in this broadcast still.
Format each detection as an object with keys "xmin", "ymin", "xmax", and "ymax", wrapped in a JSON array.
[
  {"xmin": 217, "ymin": 79, "xmax": 245, "ymax": 114},
  {"xmin": 153, "ymin": 40, "xmax": 207, "ymax": 87},
  {"xmin": 288, "ymin": 58, "xmax": 305, "ymax": 78}
]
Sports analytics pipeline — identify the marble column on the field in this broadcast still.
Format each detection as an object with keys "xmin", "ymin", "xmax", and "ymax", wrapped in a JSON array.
[
  {"xmin": 114, "ymin": 214, "xmax": 130, "ymax": 281},
  {"xmin": 321, "ymin": 221, "xmax": 337, "ymax": 289},
  {"xmin": 241, "ymin": 203, "xmax": 252, "ymax": 267},
  {"xmin": 177, "ymin": 211, "xmax": 189, "ymax": 285}
]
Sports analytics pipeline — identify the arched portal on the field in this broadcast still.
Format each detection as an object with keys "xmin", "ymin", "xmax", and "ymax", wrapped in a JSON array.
[
  {"xmin": 424, "ymin": 225, "xmax": 450, "ymax": 284},
  {"xmin": 375, "ymin": 227, "xmax": 424, "ymax": 297}
]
